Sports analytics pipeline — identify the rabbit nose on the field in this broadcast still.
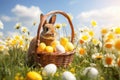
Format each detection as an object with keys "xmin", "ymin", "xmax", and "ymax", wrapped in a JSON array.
[{"xmin": 51, "ymin": 29, "xmax": 55, "ymax": 33}]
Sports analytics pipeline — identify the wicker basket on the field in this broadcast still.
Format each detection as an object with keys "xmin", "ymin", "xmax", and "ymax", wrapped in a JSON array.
[{"xmin": 33, "ymin": 10, "xmax": 75, "ymax": 67}]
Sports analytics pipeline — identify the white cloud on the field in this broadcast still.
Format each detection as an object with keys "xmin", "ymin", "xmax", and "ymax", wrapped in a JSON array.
[
  {"xmin": 1, "ymin": 16, "xmax": 11, "ymax": 22},
  {"xmin": 77, "ymin": 6, "xmax": 120, "ymax": 27},
  {"xmin": 11, "ymin": 4, "xmax": 42, "ymax": 26}
]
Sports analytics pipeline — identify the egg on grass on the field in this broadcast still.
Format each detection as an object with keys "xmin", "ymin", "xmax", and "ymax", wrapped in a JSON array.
[
  {"xmin": 42, "ymin": 64, "xmax": 57, "ymax": 77},
  {"xmin": 62, "ymin": 71, "xmax": 76, "ymax": 80}
]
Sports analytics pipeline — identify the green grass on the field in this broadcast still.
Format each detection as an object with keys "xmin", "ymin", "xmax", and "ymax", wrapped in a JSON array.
[{"xmin": 0, "ymin": 48, "xmax": 120, "ymax": 80}]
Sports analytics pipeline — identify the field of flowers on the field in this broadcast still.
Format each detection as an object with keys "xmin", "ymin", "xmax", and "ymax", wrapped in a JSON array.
[{"xmin": 0, "ymin": 20, "xmax": 120, "ymax": 80}]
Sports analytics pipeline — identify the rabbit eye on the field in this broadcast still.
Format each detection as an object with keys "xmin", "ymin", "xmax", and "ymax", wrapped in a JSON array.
[{"xmin": 43, "ymin": 27, "xmax": 49, "ymax": 32}]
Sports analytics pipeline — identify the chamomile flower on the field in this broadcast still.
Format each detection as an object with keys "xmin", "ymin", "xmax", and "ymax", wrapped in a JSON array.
[
  {"xmin": 103, "ymin": 53, "xmax": 116, "ymax": 67},
  {"xmin": 91, "ymin": 20, "xmax": 97, "ymax": 27},
  {"xmin": 114, "ymin": 27, "xmax": 120, "ymax": 34},
  {"xmin": 54, "ymin": 23, "xmax": 62, "ymax": 29},
  {"xmin": 101, "ymin": 28, "xmax": 108, "ymax": 35},
  {"xmin": 15, "ymin": 23, "xmax": 21, "ymax": 29},
  {"xmin": 21, "ymin": 27, "xmax": 28, "ymax": 33},
  {"xmin": 92, "ymin": 53, "xmax": 103, "ymax": 60},
  {"xmin": 78, "ymin": 47, "xmax": 86, "ymax": 56},
  {"xmin": 80, "ymin": 34, "xmax": 91, "ymax": 42},
  {"xmin": 114, "ymin": 38, "xmax": 120, "ymax": 51}
]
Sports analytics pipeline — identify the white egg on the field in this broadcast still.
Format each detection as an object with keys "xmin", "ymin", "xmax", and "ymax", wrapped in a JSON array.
[
  {"xmin": 62, "ymin": 71, "xmax": 76, "ymax": 80},
  {"xmin": 56, "ymin": 44, "xmax": 65, "ymax": 53},
  {"xmin": 42, "ymin": 64, "xmax": 57, "ymax": 76},
  {"xmin": 83, "ymin": 67, "xmax": 98, "ymax": 79}
]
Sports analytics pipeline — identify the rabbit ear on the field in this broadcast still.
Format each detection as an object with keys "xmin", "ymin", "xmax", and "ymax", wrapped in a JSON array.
[
  {"xmin": 40, "ymin": 13, "xmax": 47, "ymax": 26},
  {"xmin": 49, "ymin": 15, "xmax": 56, "ymax": 24},
  {"xmin": 40, "ymin": 13, "xmax": 43, "ymax": 20}
]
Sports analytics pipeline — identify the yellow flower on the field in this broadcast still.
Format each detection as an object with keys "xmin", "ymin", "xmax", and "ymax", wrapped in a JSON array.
[
  {"xmin": 88, "ymin": 30, "xmax": 94, "ymax": 37},
  {"xmin": 106, "ymin": 32, "xmax": 115, "ymax": 40},
  {"xmin": 54, "ymin": 23, "xmax": 62, "ymax": 29},
  {"xmin": 15, "ymin": 23, "xmax": 21, "ymax": 29},
  {"xmin": 62, "ymin": 23, "xmax": 67, "ymax": 27},
  {"xmin": 114, "ymin": 27, "xmax": 120, "ymax": 34},
  {"xmin": 114, "ymin": 39, "xmax": 120, "ymax": 51},
  {"xmin": 80, "ymin": 34, "xmax": 91, "ymax": 42},
  {"xmin": 0, "ymin": 20, "xmax": 4, "ymax": 29},
  {"xmin": 19, "ymin": 39, "xmax": 24, "ymax": 46},
  {"xmin": 0, "ymin": 44, "xmax": 5, "ymax": 51},
  {"xmin": 92, "ymin": 53, "xmax": 103, "ymax": 60},
  {"xmin": 10, "ymin": 39, "xmax": 17, "ymax": 47},
  {"xmin": 101, "ymin": 28, "xmax": 108, "ymax": 35},
  {"xmin": 79, "ymin": 39, "xmax": 84, "ymax": 44},
  {"xmin": 79, "ymin": 47, "xmax": 86, "ymax": 55},
  {"xmin": 92, "ymin": 38, "xmax": 100, "ymax": 45},
  {"xmin": 91, "ymin": 20, "xmax": 97, "ymax": 27},
  {"xmin": 21, "ymin": 27, "xmax": 28, "ymax": 33},
  {"xmin": 26, "ymin": 71, "xmax": 42, "ymax": 80},
  {"xmin": 14, "ymin": 35, "xmax": 21, "ymax": 41},
  {"xmin": 70, "ymin": 68, "xmax": 75, "ymax": 73},
  {"xmin": 104, "ymin": 42, "xmax": 113, "ymax": 49}
]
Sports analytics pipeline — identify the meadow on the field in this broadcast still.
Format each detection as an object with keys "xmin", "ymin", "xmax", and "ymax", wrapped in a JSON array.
[{"xmin": 0, "ymin": 20, "xmax": 120, "ymax": 80}]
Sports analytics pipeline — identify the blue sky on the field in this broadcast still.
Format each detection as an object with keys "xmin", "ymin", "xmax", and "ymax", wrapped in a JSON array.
[{"xmin": 0, "ymin": 0, "xmax": 120, "ymax": 37}]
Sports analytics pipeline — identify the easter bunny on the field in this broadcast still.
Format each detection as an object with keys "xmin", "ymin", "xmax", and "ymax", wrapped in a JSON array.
[{"xmin": 27, "ymin": 14, "xmax": 56, "ymax": 64}]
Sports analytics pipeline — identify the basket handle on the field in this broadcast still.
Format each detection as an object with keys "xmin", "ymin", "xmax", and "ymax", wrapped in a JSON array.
[{"xmin": 36, "ymin": 10, "xmax": 75, "ymax": 47}]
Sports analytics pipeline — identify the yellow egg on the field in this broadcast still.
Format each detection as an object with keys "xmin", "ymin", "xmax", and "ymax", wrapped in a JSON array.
[
  {"xmin": 45, "ymin": 46, "xmax": 54, "ymax": 53},
  {"xmin": 26, "ymin": 71, "xmax": 42, "ymax": 80},
  {"xmin": 65, "ymin": 42, "xmax": 74, "ymax": 52},
  {"xmin": 51, "ymin": 40, "xmax": 60, "ymax": 48},
  {"xmin": 60, "ymin": 37, "xmax": 69, "ymax": 46},
  {"xmin": 37, "ymin": 42, "xmax": 46, "ymax": 52}
]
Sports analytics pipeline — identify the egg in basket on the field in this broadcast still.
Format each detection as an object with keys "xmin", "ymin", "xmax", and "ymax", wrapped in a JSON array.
[{"xmin": 27, "ymin": 10, "xmax": 75, "ymax": 67}]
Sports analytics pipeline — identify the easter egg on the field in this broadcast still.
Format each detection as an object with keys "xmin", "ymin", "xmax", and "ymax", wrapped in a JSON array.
[
  {"xmin": 83, "ymin": 67, "xmax": 98, "ymax": 79},
  {"xmin": 26, "ymin": 71, "xmax": 42, "ymax": 80},
  {"xmin": 62, "ymin": 71, "xmax": 76, "ymax": 80},
  {"xmin": 55, "ymin": 44, "xmax": 65, "ymax": 53},
  {"xmin": 60, "ymin": 37, "xmax": 69, "ymax": 46},
  {"xmin": 42, "ymin": 64, "xmax": 57, "ymax": 76},
  {"xmin": 37, "ymin": 42, "xmax": 46, "ymax": 52},
  {"xmin": 64, "ymin": 42, "xmax": 74, "ymax": 52},
  {"xmin": 45, "ymin": 46, "xmax": 54, "ymax": 53},
  {"xmin": 51, "ymin": 40, "xmax": 60, "ymax": 51}
]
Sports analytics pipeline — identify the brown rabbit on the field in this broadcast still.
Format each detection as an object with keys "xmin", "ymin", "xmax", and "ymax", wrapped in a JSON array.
[{"xmin": 27, "ymin": 14, "xmax": 56, "ymax": 64}]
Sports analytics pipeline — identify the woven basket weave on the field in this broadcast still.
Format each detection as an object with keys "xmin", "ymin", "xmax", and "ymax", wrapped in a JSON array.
[{"xmin": 34, "ymin": 10, "xmax": 75, "ymax": 67}]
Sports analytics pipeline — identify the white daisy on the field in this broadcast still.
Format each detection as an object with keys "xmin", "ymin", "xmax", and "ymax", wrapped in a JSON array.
[{"xmin": 103, "ymin": 53, "xmax": 116, "ymax": 67}]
